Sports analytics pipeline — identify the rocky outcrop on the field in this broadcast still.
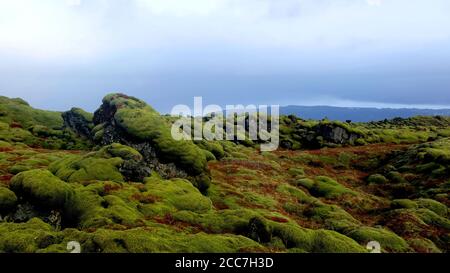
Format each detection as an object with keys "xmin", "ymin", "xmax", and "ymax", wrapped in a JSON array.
[
  {"xmin": 62, "ymin": 107, "xmax": 94, "ymax": 138},
  {"xmin": 315, "ymin": 123, "xmax": 360, "ymax": 145},
  {"xmin": 91, "ymin": 93, "xmax": 211, "ymax": 192}
]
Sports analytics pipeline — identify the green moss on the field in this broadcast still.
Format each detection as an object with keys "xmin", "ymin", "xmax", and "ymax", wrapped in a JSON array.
[
  {"xmin": 0, "ymin": 187, "xmax": 17, "ymax": 212},
  {"xmin": 294, "ymin": 178, "xmax": 315, "ymax": 188},
  {"xmin": 0, "ymin": 140, "xmax": 12, "ymax": 148},
  {"xmin": 48, "ymin": 144, "xmax": 142, "ymax": 183},
  {"xmin": 386, "ymin": 171, "xmax": 407, "ymax": 184},
  {"xmin": 416, "ymin": 198, "xmax": 448, "ymax": 217},
  {"xmin": 0, "ymin": 218, "xmax": 56, "ymax": 253},
  {"xmin": 271, "ymin": 222, "xmax": 365, "ymax": 253},
  {"xmin": 10, "ymin": 169, "xmax": 73, "ymax": 208},
  {"xmin": 243, "ymin": 192, "xmax": 277, "ymax": 209},
  {"xmin": 173, "ymin": 209, "xmax": 258, "ymax": 234},
  {"xmin": 345, "ymin": 226, "xmax": 410, "ymax": 252},
  {"xmin": 415, "ymin": 208, "xmax": 450, "ymax": 229},
  {"xmin": 391, "ymin": 199, "xmax": 418, "ymax": 209},
  {"xmin": 367, "ymin": 174, "xmax": 389, "ymax": 184},
  {"xmin": 287, "ymin": 167, "xmax": 305, "ymax": 177},
  {"xmin": 277, "ymin": 184, "xmax": 314, "ymax": 204},
  {"xmin": 50, "ymin": 155, "xmax": 124, "ymax": 183},
  {"xmin": 202, "ymin": 149, "xmax": 216, "ymax": 161},
  {"xmin": 407, "ymin": 238, "xmax": 442, "ymax": 253},
  {"xmin": 70, "ymin": 107, "xmax": 93, "ymax": 123},
  {"xmin": 0, "ymin": 96, "xmax": 63, "ymax": 129},
  {"xmin": 8, "ymin": 165, "xmax": 33, "ymax": 175},
  {"xmin": 305, "ymin": 203, "xmax": 360, "ymax": 231},
  {"xmin": 105, "ymin": 94, "xmax": 208, "ymax": 176},
  {"xmin": 299, "ymin": 176, "xmax": 357, "ymax": 199},
  {"xmin": 97, "ymin": 143, "xmax": 143, "ymax": 160},
  {"xmin": 52, "ymin": 226, "xmax": 263, "ymax": 253},
  {"xmin": 143, "ymin": 177, "xmax": 212, "ymax": 215},
  {"xmin": 195, "ymin": 140, "xmax": 225, "ymax": 160}
]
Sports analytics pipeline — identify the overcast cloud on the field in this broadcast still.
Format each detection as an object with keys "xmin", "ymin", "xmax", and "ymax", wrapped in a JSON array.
[{"xmin": 1, "ymin": 0, "xmax": 450, "ymax": 112}]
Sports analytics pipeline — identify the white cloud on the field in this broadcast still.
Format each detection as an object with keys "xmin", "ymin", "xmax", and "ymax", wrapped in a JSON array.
[
  {"xmin": 366, "ymin": 0, "xmax": 382, "ymax": 6},
  {"xmin": 66, "ymin": 0, "xmax": 82, "ymax": 7},
  {"xmin": 135, "ymin": 0, "xmax": 225, "ymax": 16},
  {"xmin": 1, "ymin": 0, "xmax": 450, "ymax": 62}
]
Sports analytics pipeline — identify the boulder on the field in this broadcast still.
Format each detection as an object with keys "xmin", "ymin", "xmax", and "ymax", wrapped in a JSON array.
[{"xmin": 62, "ymin": 107, "xmax": 94, "ymax": 138}]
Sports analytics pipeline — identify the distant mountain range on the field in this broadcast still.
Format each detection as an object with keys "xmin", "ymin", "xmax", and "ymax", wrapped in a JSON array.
[{"xmin": 280, "ymin": 105, "xmax": 450, "ymax": 122}]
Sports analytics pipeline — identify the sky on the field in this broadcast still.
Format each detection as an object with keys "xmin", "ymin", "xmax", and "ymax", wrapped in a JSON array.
[{"xmin": 1, "ymin": 0, "xmax": 450, "ymax": 113}]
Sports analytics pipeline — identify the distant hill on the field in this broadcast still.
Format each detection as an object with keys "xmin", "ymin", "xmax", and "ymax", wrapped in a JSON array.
[{"xmin": 280, "ymin": 105, "xmax": 450, "ymax": 122}]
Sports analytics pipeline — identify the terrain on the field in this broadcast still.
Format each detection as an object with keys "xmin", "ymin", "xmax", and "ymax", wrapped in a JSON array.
[
  {"xmin": 0, "ymin": 94, "xmax": 449, "ymax": 253},
  {"xmin": 280, "ymin": 105, "xmax": 450, "ymax": 122}
]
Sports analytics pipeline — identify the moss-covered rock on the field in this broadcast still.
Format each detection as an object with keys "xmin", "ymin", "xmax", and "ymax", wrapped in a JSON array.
[
  {"xmin": 271, "ymin": 222, "xmax": 366, "ymax": 253},
  {"xmin": 10, "ymin": 169, "xmax": 73, "ymax": 208},
  {"xmin": 62, "ymin": 107, "xmax": 94, "ymax": 138},
  {"xmin": 49, "ymin": 144, "xmax": 149, "ymax": 183},
  {"xmin": 0, "ymin": 187, "xmax": 17, "ymax": 212},
  {"xmin": 297, "ymin": 176, "xmax": 357, "ymax": 199},
  {"xmin": 49, "ymin": 155, "xmax": 124, "ymax": 183},
  {"xmin": 142, "ymin": 177, "xmax": 212, "ymax": 215},
  {"xmin": 0, "ymin": 218, "xmax": 56, "ymax": 253},
  {"xmin": 416, "ymin": 198, "xmax": 448, "ymax": 217},
  {"xmin": 345, "ymin": 226, "xmax": 410, "ymax": 252},
  {"xmin": 367, "ymin": 174, "xmax": 389, "ymax": 184},
  {"xmin": 92, "ymin": 94, "xmax": 210, "ymax": 190}
]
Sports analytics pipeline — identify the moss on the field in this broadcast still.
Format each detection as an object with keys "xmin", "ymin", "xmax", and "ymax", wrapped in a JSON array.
[
  {"xmin": 0, "ymin": 96, "xmax": 63, "ymax": 129},
  {"xmin": 10, "ymin": 169, "xmax": 74, "ymax": 208},
  {"xmin": 48, "ymin": 144, "xmax": 143, "ymax": 183},
  {"xmin": 0, "ymin": 187, "xmax": 17, "ymax": 212},
  {"xmin": 277, "ymin": 184, "xmax": 314, "ymax": 204},
  {"xmin": 53, "ymin": 226, "xmax": 263, "ymax": 253},
  {"xmin": 416, "ymin": 198, "xmax": 448, "ymax": 217},
  {"xmin": 299, "ymin": 176, "xmax": 357, "ymax": 199},
  {"xmin": 0, "ymin": 218, "xmax": 56, "ymax": 253},
  {"xmin": 415, "ymin": 208, "xmax": 450, "ymax": 229},
  {"xmin": 50, "ymin": 155, "xmax": 124, "ymax": 183},
  {"xmin": 386, "ymin": 171, "xmax": 407, "ymax": 184},
  {"xmin": 96, "ymin": 143, "xmax": 143, "ymax": 161},
  {"xmin": 8, "ymin": 165, "xmax": 33, "ymax": 175},
  {"xmin": 294, "ymin": 178, "xmax": 315, "ymax": 188},
  {"xmin": 407, "ymin": 238, "xmax": 442, "ymax": 253},
  {"xmin": 195, "ymin": 140, "xmax": 225, "ymax": 160},
  {"xmin": 62, "ymin": 181, "xmax": 145, "ymax": 229},
  {"xmin": 172, "ymin": 209, "xmax": 258, "ymax": 234},
  {"xmin": 70, "ymin": 107, "xmax": 93, "ymax": 123},
  {"xmin": 202, "ymin": 149, "xmax": 216, "ymax": 161},
  {"xmin": 367, "ymin": 174, "xmax": 389, "ymax": 184},
  {"xmin": 345, "ymin": 226, "xmax": 410, "ymax": 252},
  {"xmin": 271, "ymin": 223, "xmax": 365, "ymax": 253},
  {"xmin": 305, "ymin": 203, "xmax": 360, "ymax": 231},
  {"xmin": 0, "ymin": 140, "xmax": 12, "ymax": 148},
  {"xmin": 143, "ymin": 177, "xmax": 212, "ymax": 215},
  {"xmin": 391, "ymin": 199, "xmax": 418, "ymax": 209},
  {"xmin": 243, "ymin": 192, "xmax": 277, "ymax": 209},
  {"xmin": 287, "ymin": 167, "xmax": 305, "ymax": 177},
  {"xmin": 104, "ymin": 94, "xmax": 208, "ymax": 176}
]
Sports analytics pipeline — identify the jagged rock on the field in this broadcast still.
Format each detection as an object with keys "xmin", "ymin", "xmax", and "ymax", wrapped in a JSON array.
[
  {"xmin": 247, "ymin": 217, "xmax": 272, "ymax": 243},
  {"xmin": 62, "ymin": 107, "xmax": 94, "ymax": 138},
  {"xmin": 92, "ymin": 93, "xmax": 211, "ymax": 191},
  {"xmin": 315, "ymin": 124, "xmax": 360, "ymax": 145}
]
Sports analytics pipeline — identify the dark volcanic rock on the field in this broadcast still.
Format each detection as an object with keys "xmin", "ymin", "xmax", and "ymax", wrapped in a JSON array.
[
  {"xmin": 316, "ymin": 123, "xmax": 360, "ymax": 144},
  {"xmin": 93, "ymin": 103, "xmax": 189, "ymax": 179},
  {"xmin": 62, "ymin": 107, "xmax": 94, "ymax": 138},
  {"xmin": 92, "ymin": 94, "xmax": 210, "ymax": 191}
]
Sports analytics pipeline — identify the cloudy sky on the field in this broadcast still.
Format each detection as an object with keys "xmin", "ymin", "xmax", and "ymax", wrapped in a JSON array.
[{"xmin": 1, "ymin": 0, "xmax": 450, "ymax": 112}]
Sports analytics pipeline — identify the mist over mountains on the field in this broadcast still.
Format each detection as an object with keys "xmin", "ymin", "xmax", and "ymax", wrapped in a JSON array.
[{"xmin": 280, "ymin": 106, "xmax": 450, "ymax": 122}]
